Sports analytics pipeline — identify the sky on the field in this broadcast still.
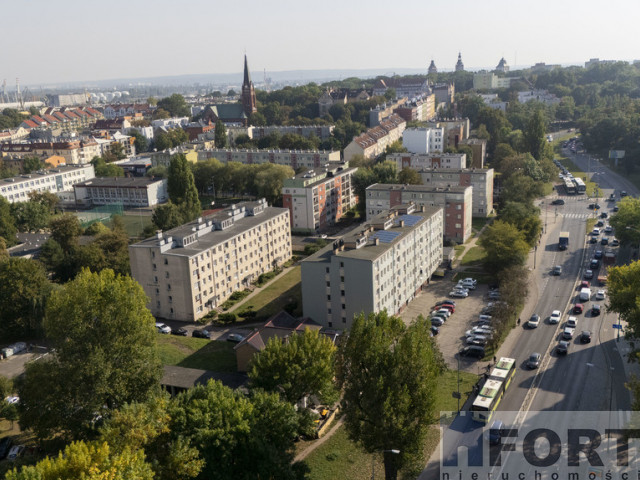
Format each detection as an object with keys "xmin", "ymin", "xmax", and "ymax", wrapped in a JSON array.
[{"xmin": 2, "ymin": 0, "xmax": 639, "ymax": 86}]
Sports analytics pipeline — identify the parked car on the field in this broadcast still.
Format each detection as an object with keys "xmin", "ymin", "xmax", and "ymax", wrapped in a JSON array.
[
  {"xmin": 528, "ymin": 353, "xmax": 542, "ymax": 369},
  {"xmin": 227, "ymin": 333, "xmax": 245, "ymax": 343},
  {"xmin": 556, "ymin": 341, "xmax": 570, "ymax": 355},
  {"xmin": 438, "ymin": 304, "xmax": 455, "ymax": 313},
  {"xmin": 171, "ymin": 327, "xmax": 188, "ymax": 336},
  {"xmin": 604, "ymin": 225, "xmax": 613, "ymax": 233},
  {"xmin": 594, "ymin": 250, "xmax": 603, "ymax": 259},
  {"xmin": 155, "ymin": 322, "xmax": 171, "ymax": 334},
  {"xmin": 567, "ymin": 316, "xmax": 578, "ymax": 328},
  {"xmin": 580, "ymin": 330, "xmax": 592, "ymax": 343},
  {"xmin": 601, "ymin": 237, "xmax": 609, "ymax": 245},
  {"xmin": 573, "ymin": 304, "xmax": 584, "ymax": 314},
  {"xmin": 621, "ymin": 191, "xmax": 628, "ymax": 197},
  {"xmin": 478, "ymin": 314, "xmax": 492, "ymax": 322},
  {"xmin": 595, "ymin": 290, "xmax": 606, "ymax": 300},
  {"xmin": 430, "ymin": 317, "xmax": 445, "ymax": 327},
  {"xmin": 457, "ymin": 281, "xmax": 476, "ymax": 290},
  {"xmin": 192, "ymin": 329, "xmax": 211, "ymax": 339},
  {"xmin": 459, "ymin": 346, "xmax": 485, "ymax": 359},
  {"xmin": 488, "ymin": 291, "xmax": 501, "ymax": 299},
  {"xmin": 600, "ymin": 212, "xmax": 608, "ymax": 219},
  {"xmin": 449, "ymin": 290, "xmax": 468, "ymax": 298},
  {"xmin": 552, "ymin": 265, "xmax": 562, "ymax": 275},
  {"xmin": 7, "ymin": 445, "xmax": 24, "ymax": 461},
  {"xmin": 430, "ymin": 326, "xmax": 439, "ymax": 336},
  {"xmin": 528, "ymin": 314, "xmax": 540, "ymax": 328},
  {"xmin": 592, "ymin": 227, "xmax": 601, "ymax": 235},
  {"xmin": 434, "ymin": 308, "xmax": 452, "ymax": 318},
  {"xmin": 549, "ymin": 310, "xmax": 561, "ymax": 324},
  {"xmin": 596, "ymin": 220, "xmax": 604, "ymax": 227},
  {"xmin": 613, "ymin": 206, "xmax": 620, "ymax": 212},
  {"xmin": 436, "ymin": 300, "xmax": 456, "ymax": 307},
  {"xmin": 0, "ymin": 436, "xmax": 13, "ymax": 460},
  {"xmin": 584, "ymin": 269, "xmax": 594, "ymax": 279},
  {"xmin": 612, "ymin": 238, "xmax": 620, "ymax": 246}
]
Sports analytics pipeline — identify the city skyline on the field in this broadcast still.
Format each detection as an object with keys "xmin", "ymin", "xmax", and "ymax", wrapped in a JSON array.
[{"xmin": 1, "ymin": 0, "xmax": 639, "ymax": 86}]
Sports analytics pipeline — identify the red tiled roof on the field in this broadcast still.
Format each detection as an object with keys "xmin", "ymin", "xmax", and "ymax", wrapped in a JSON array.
[{"xmin": 22, "ymin": 120, "xmax": 38, "ymax": 128}]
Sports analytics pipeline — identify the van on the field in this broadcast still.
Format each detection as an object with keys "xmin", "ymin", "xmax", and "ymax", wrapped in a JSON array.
[
  {"xmin": 579, "ymin": 288, "xmax": 591, "ymax": 302},
  {"xmin": 489, "ymin": 420, "xmax": 504, "ymax": 445}
]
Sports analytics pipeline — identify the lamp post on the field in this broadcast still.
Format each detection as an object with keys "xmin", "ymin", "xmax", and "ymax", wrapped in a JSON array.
[{"xmin": 372, "ymin": 449, "xmax": 400, "ymax": 480}]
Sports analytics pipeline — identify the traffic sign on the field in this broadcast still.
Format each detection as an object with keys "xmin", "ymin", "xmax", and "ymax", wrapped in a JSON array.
[{"xmin": 613, "ymin": 324, "xmax": 623, "ymax": 329}]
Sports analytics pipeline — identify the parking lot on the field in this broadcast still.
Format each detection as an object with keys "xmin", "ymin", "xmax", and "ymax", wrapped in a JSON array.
[{"xmin": 400, "ymin": 276, "xmax": 493, "ymax": 374}]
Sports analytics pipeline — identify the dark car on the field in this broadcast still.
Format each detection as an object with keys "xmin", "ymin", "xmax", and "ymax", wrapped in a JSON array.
[
  {"xmin": 594, "ymin": 250, "xmax": 603, "ymax": 259},
  {"xmin": 0, "ymin": 436, "xmax": 13, "ymax": 460},
  {"xmin": 588, "ymin": 203, "xmax": 601, "ymax": 210},
  {"xmin": 556, "ymin": 341, "xmax": 570, "ymax": 355},
  {"xmin": 459, "ymin": 346, "xmax": 485, "ymax": 359},
  {"xmin": 227, "ymin": 333, "xmax": 245, "ymax": 343},
  {"xmin": 171, "ymin": 327, "xmax": 188, "ymax": 336},
  {"xmin": 596, "ymin": 220, "xmax": 604, "ymax": 227},
  {"xmin": 528, "ymin": 352, "xmax": 542, "ymax": 369},
  {"xmin": 573, "ymin": 303, "xmax": 584, "ymax": 314},
  {"xmin": 613, "ymin": 206, "xmax": 620, "ymax": 212},
  {"xmin": 581, "ymin": 330, "xmax": 592, "ymax": 343},
  {"xmin": 590, "ymin": 259, "xmax": 600, "ymax": 269},
  {"xmin": 589, "ymin": 236, "xmax": 598, "ymax": 244},
  {"xmin": 551, "ymin": 199, "xmax": 565, "ymax": 205},
  {"xmin": 430, "ymin": 326, "xmax": 439, "ymax": 336},
  {"xmin": 612, "ymin": 239, "xmax": 620, "ymax": 246},
  {"xmin": 192, "ymin": 329, "xmax": 211, "ymax": 339},
  {"xmin": 552, "ymin": 265, "xmax": 562, "ymax": 275},
  {"xmin": 435, "ymin": 300, "xmax": 456, "ymax": 307},
  {"xmin": 621, "ymin": 191, "xmax": 628, "ymax": 197},
  {"xmin": 600, "ymin": 212, "xmax": 608, "ymax": 219},
  {"xmin": 430, "ymin": 317, "xmax": 444, "ymax": 327},
  {"xmin": 601, "ymin": 237, "xmax": 609, "ymax": 245},
  {"xmin": 591, "ymin": 304, "xmax": 601, "ymax": 316}
]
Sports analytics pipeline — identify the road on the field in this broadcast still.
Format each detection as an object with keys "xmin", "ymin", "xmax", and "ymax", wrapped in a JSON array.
[{"xmin": 424, "ymin": 141, "xmax": 640, "ymax": 478}]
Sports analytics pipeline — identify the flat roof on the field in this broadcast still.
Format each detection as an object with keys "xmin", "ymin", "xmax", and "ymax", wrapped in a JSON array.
[
  {"xmin": 75, "ymin": 177, "xmax": 164, "ymax": 188},
  {"xmin": 366, "ymin": 183, "xmax": 470, "ymax": 193}
]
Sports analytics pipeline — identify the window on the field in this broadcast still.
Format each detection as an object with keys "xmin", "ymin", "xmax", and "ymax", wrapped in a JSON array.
[{"xmin": 164, "ymin": 258, "xmax": 168, "ymax": 264}]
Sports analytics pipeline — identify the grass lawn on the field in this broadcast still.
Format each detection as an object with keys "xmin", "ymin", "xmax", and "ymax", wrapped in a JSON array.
[
  {"xmin": 107, "ymin": 214, "xmax": 153, "ymax": 238},
  {"xmin": 231, "ymin": 267, "xmax": 302, "ymax": 321},
  {"xmin": 461, "ymin": 245, "xmax": 486, "ymax": 265},
  {"xmin": 303, "ymin": 369, "xmax": 478, "ymax": 480},
  {"xmin": 471, "ymin": 217, "xmax": 491, "ymax": 233},
  {"xmin": 156, "ymin": 335, "xmax": 236, "ymax": 372}
]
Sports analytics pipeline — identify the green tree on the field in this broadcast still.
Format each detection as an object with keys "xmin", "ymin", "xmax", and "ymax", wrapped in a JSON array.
[
  {"xmin": 109, "ymin": 142, "xmax": 127, "ymax": 160},
  {"xmin": 0, "ymin": 237, "xmax": 8, "ymax": 262},
  {"xmin": 479, "ymin": 219, "xmax": 530, "ymax": 274},
  {"xmin": 249, "ymin": 328, "xmax": 338, "ymax": 405},
  {"xmin": 254, "ymin": 164, "xmax": 295, "ymax": 205},
  {"xmin": 607, "ymin": 261, "xmax": 640, "ymax": 338},
  {"xmin": 4, "ymin": 440, "xmax": 154, "ymax": 480},
  {"xmin": 609, "ymin": 197, "xmax": 640, "ymax": 246},
  {"xmin": 146, "ymin": 165, "xmax": 168, "ymax": 179},
  {"xmin": 147, "ymin": 96, "xmax": 158, "ymax": 106},
  {"xmin": 49, "ymin": 214, "xmax": 82, "ymax": 251},
  {"xmin": 499, "ymin": 201, "xmax": 542, "ymax": 247},
  {"xmin": 214, "ymin": 119, "xmax": 227, "ymax": 148},
  {"xmin": 0, "ymin": 257, "xmax": 51, "ymax": 339},
  {"xmin": 17, "ymin": 269, "xmax": 162, "ymax": 441},
  {"xmin": 397, "ymin": 167, "xmax": 422, "ymax": 185},
  {"xmin": 384, "ymin": 140, "xmax": 408, "ymax": 155},
  {"xmin": 10, "ymin": 200, "xmax": 51, "ymax": 231},
  {"xmin": 157, "ymin": 94, "xmax": 190, "ymax": 118},
  {"xmin": 128, "ymin": 129, "xmax": 149, "ymax": 153},
  {"xmin": 500, "ymin": 171, "xmax": 545, "ymax": 205},
  {"xmin": 152, "ymin": 202, "xmax": 184, "ymax": 231},
  {"xmin": 522, "ymin": 109, "xmax": 547, "ymax": 160},
  {"xmin": 152, "ymin": 107, "xmax": 171, "ymax": 120},
  {"xmin": 22, "ymin": 155, "xmax": 45, "ymax": 173},
  {"xmin": 91, "ymin": 156, "xmax": 125, "ymax": 177},
  {"xmin": 337, "ymin": 312, "xmax": 443, "ymax": 480},
  {"xmin": 28, "ymin": 190, "xmax": 60, "ymax": 213},
  {"xmin": 167, "ymin": 154, "xmax": 201, "ymax": 222},
  {"xmin": 0, "ymin": 196, "xmax": 18, "ymax": 246}
]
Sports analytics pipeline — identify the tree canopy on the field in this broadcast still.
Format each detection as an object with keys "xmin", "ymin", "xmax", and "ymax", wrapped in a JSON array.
[
  {"xmin": 479, "ymin": 219, "xmax": 530, "ymax": 274},
  {"xmin": 607, "ymin": 261, "xmax": 640, "ymax": 338},
  {"xmin": 167, "ymin": 153, "xmax": 201, "ymax": 223},
  {"xmin": 157, "ymin": 94, "xmax": 190, "ymax": 118}
]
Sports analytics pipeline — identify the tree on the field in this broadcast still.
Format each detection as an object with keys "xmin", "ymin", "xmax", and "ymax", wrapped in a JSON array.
[
  {"xmin": 499, "ymin": 201, "xmax": 542, "ymax": 247},
  {"xmin": 249, "ymin": 328, "xmax": 337, "ymax": 405},
  {"xmin": 0, "ymin": 196, "xmax": 18, "ymax": 246},
  {"xmin": 10, "ymin": 200, "xmax": 51, "ymax": 231},
  {"xmin": 397, "ymin": 167, "xmax": 422, "ymax": 185},
  {"xmin": 254, "ymin": 164, "xmax": 295, "ymax": 205},
  {"xmin": 22, "ymin": 155, "xmax": 45, "ymax": 173},
  {"xmin": 0, "ymin": 237, "xmax": 8, "ymax": 262},
  {"xmin": 479, "ymin": 220, "xmax": 530, "ymax": 274},
  {"xmin": 49, "ymin": 214, "xmax": 82, "ymax": 251},
  {"xmin": 128, "ymin": 129, "xmax": 149, "ymax": 153},
  {"xmin": 522, "ymin": 109, "xmax": 547, "ymax": 160},
  {"xmin": 0, "ymin": 257, "xmax": 51, "ymax": 339},
  {"xmin": 17, "ymin": 269, "xmax": 162, "ymax": 441},
  {"xmin": 214, "ymin": 119, "xmax": 227, "ymax": 148},
  {"xmin": 157, "ymin": 94, "xmax": 190, "ymax": 118},
  {"xmin": 384, "ymin": 140, "xmax": 407, "ymax": 155},
  {"xmin": 608, "ymin": 261, "xmax": 640, "ymax": 338},
  {"xmin": 91, "ymin": 156, "xmax": 125, "ymax": 177},
  {"xmin": 337, "ymin": 312, "xmax": 443, "ymax": 480},
  {"xmin": 609, "ymin": 197, "xmax": 640, "ymax": 246},
  {"xmin": 152, "ymin": 202, "xmax": 184, "ymax": 231},
  {"xmin": 4, "ymin": 440, "xmax": 154, "ymax": 480},
  {"xmin": 146, "ymin": 165, "xmax": 168, "ymax": 179},
  {"xmin": 168, "ymin": 154, "xmax": 201, "ymax": 222},
  {"xmin": 109, "ymin": 142, "xmax": 127, "ymax": 160},
  {"xmin": 29, "ymin": 190, "xmax": 60, "ymax": 213}
]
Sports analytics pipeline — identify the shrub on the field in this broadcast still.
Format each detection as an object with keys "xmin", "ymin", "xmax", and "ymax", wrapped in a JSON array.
[{"xmin": 216, "ymin": 312, "xmax": 236, "ymax": 324}]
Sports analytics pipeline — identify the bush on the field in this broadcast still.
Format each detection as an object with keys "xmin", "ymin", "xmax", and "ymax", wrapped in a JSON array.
[
  {"xmin": 238, "ymin": 309, "xmax": 257, "ymax": 320},
  {"xmin": 198, "ymin": 311, "xmax": 217, "ymax": 325},
  {"xmin": 216, "ymin": 312, "xmax": 236, "ymax": 325}
]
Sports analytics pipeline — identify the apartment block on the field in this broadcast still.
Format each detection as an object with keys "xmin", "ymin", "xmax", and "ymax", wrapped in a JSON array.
[
  {"xmin": 419, "ymin": 167, "xmax": 494, "ymax": 217},
  {"xmin": 0, "ymin": 164, "xmax": 95, "ymax": 204},
  {"xmin": 365, "ymin": 183, "xmax": 472, "ymax": 243},
  {"xmin": 343, "ymin": 114, "xmax": 406, "ymax": 162},
  {"xmin": 301, "ymin": 203, "xmax": 443, "ymax": 330},
  {"xmin": 0, "ymin": 139, "xmax": 101, "ymax": 165},
  {"xmin": 389, "ymin": 152, "xmax": 467, "ymax": 171},
  {"xmin": 458, "ymin": 138, "xmax": 486, "ymax": 168},
  {"xmin": 282, "ymin": 164, "xmax": 357, "ymax": 234},
  {"xmin": 129, "ymin": 199, "xmax": 292, "ymax": 322},
  {"xmin": 73, "ymin": 177, "xmax": 168, "ymax": 208},
  {"xmin": 402, "ymin": 127, "xmax": 444, "ymax": 154},
  {"xmin": 200, "ymin": 148, "xmax": 341, "ymax": 170}
]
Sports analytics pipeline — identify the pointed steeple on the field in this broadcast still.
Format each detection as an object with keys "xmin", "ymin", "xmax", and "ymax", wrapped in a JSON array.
[
  {"xmin": 243, "ymin": 54, "xmax": 252, "ymax": 87},
  {"xmin": 241, "ymin": 55, "xmax": 257, "ymax": 119},
  {"xmin": 455, "ymin": 52, "xmax": 464, "ymax": 72},
  {"xmin": 428, "ymin": 60, "xmax": 437, "ymax": 75}
]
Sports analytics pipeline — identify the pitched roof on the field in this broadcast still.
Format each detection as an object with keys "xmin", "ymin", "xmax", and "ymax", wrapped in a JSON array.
[
  {"xmin": 234, "ymin": 311, "xmax": 322, "ymax": 353},
  {"xmin": 206, "ymin": 104, "xmax": 246, "ymax": 120}
]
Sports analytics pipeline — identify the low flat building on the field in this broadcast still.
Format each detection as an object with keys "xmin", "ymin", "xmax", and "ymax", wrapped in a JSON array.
[
  {"xmin": 129, "ymin": 199, "xmax": 291, "ymax": 322},
  {"xmin": 73, "ymin": 177, "xmax": 168, "ymax": 207},
  {"xmin": 389, "ymin": 152, "xmax": 467, "ymax": 171},
  {"xmin": 199, "ymin": 148, "xmax": 341, "ymax": 170},
  {"xmin": 418, "ymin": 167, "xmax": 494, "ymax": 217},
  {"xmin": 301, "ymin": 203, "xmax": 443, "ymax": 329},
  {"xmin": 365, "ymin": 183, "xmax": 472, "ymax": 243},
  {"xmin": 282, "ymin": 164, "xmax": 357, "ymax": 234},
  {"xmin": 0, "ymin": 164, "xmax": 95, "ymax": 204}
]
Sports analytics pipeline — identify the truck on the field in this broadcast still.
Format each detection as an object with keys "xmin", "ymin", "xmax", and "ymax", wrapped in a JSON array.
[
  {"xmin": 559, "ymin": 232, "xmax": 570, "ymax": 251},
  {"xmin": 604, "ymin": 249, "xmax": 616, "ymax": 265}
]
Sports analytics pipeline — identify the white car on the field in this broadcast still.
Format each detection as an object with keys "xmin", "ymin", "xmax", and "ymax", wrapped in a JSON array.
[
  {"xmin": 434, "ymin": 308, "xmax": 451, "ymax": 318},
  {"xmin": 460, "ymin": 277, "xmax": 477, "ymax": 285},
  {"xmin": 449, "ymin": 290, "xmax": 468, "ymax": 298},
  {"xmin": 155, "ymin": 322, "xmax": 171, "ymax": 334},
  {"xmin": 478, "ymin": 314, "xmax": 492, "ymax": 322},
  {"xmin": 549, "ymin": 310, "xmax": 561, "ymax": 324},
  {"xmin": 592, "ymin": 228, "xmax": 601, "ymax": 236},
  {"xmin": 466, "ymin": 327, "xmax": 492, "ymax": 338},
  {"xmin": 528, "ymin": 314, "xmax": 541, "ymax": 328},
  {"xmin": 595, "ymin": 290, "xmax": 606, "ymax": 300},
  {"xmin": 457, "ymin": 281, "xmax": 476, "ymax": 290},
  {"xmin": 567, "ymin": 316, "xmax": 578, "ymax": 328}
]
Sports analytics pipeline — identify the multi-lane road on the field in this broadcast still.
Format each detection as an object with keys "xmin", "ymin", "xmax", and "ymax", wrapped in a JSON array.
[{"xmin": 423, "ymin": 142, "xmax": 640, "ymax": 478}]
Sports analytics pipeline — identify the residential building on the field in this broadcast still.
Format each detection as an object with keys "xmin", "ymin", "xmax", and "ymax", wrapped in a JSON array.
[
  {"xmin": 517, "ymin": 90, "xmax": 560, "ymax": 105},
  {"xmin": 372, "ymin": 77, "xmax": 430, "ymax": 99},
  {"xmin": 432, "ymin": 83, "xmax": 455, "ymax": 106},
  {"xmin": 426, "ymin": 118, "xmax": 469, "ymax": 148},
  {"xmin": 391, "ymin": 96, "xmax": 436, "ymax": 124},
  {"xmin": 92, "ymin": 118, "xmax": 132, "ymax": 135},
  {"xmin": 47, "ymin": 93, "xmax": 88, "ymax": 107},
  {"xmin": 473, "ymin": 72, "xmax": 518, "ymax": 90},
  {"xmin": 73, "ymin": 177, "xmax": 168, "ymax": 207},
  {"xmin": 479, "ymin": 94, "xmax": 508, "ymax": 112},
  {"xmin": 0, "ymin": 128, "xmax": 29, "ymax": 143},
  {"xmin": 301, "ymin": 203, "xmax": 443, "ymax": 329},
  {"xmin": 389, "ymin": 152, "xmax": 467, "ymax": 171},
  {"xmin": 418, "ymin": 167, "xmax": 494, "ymax": 217},
  {"xmin": 0, "ymin": 164, "xmax": 95, "ymax": 204},
  {"xmin": 228, "ymin": 124, "xmax": 335, "ymax": 143},
  {"xmin": 365, "ymin": 183, "xmax": 472, "ymax": 243},
  {"xmin": 458, "ymin": 138, "xmax": 486, "ymax": 168},
  {"xmin": 129, "ymin": 199, "xmax": 292, "ymax": 322},
  {"xmin": 282, "ymin": 164, "xmax": 357, "ymax": 234},
  {"xmin": 318, "ymin": 88, "xmax": 370, "ymax": 116},
  {"xmin": 369, "ymin": 98, "xmax": 409, "ymax": 126},
  {"xmin": 151, "ymin": 117, "xmax": 190, "ymax": 129},
  {"xmin": 0, "ymin": 139, "xmax": 101, "ymax": 165},
  {"xmin": 343, "ymin": 114, "xmax": 406, "ymax": 162},
  {"xmin": 200, "ymin": 148, "xmax": 341, "ymax": 169},
  {"xmin": 102, "ymin": 103, "xmax": 153, "ymax": 120},
  {"xmin": 402, "ymin": 127, "xmax": 444, "ymax": 154}
]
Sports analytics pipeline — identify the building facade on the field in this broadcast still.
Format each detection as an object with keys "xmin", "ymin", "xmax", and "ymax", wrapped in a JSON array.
[
  {"xmin": 301, "ymin": 203, "xmax": 443, "ymax": 329},
  {"xmin": 418, "ymin": 167, "xmax": 494, "ymax": 217},
  {"xmin": 73, "ymin": 177, "xmax": 168, "ymax": 207},
  {"xmin": 0, "ymin": 164, "xmax": 95, "ymax": 203},
  {"xmin": 282, "ymin": 164, "xmax": 357, "ymax": 234},
  {"xmin": 458, "ymin": 138, "xmax": 486, "ymax": 168},
  {"xmin": 199, "ymin": 148, "xmax": 341, "ymax": 169},
  {"xmin": 402, "ymin": 127, "xmax": 444, "ymax": 154},
  {"xmin": 365, "ymin": 183, "xmax": 472, "ymax": 243},
  {"xmin": 389, "ymin": 152, "xmax": 467, "ymax": 171},
  {"xmin": 129, "ymin": 199, "xmax": 292, "ymax": 322},
  {"xmin": 343, "ymin": 114, "xmax": 406, "ymax": 162}
]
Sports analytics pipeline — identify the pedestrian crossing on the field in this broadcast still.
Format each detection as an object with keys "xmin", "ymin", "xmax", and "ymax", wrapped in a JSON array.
[{"xmin": 558, "ymin": 212, "xmax": 593, "ymax": 219}]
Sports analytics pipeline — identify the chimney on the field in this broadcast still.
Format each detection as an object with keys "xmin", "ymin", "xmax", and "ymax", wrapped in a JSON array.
[
  {"xmin": 156, "ymin": 230, "xmax": 162, "ymax": 239},
  {"xmin": 374, "ymin": 237, "xmax": 379, "ymax": 246},
  {"xmin": 399, "ymin": 220, "xmax": 405, "ymax": 228}
]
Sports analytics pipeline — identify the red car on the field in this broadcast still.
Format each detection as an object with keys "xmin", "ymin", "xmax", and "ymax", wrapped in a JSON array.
[
  {"xmin": 573, "ymin": 303, "xmax": 584, "ymax": 314},
  {"xmin": 580, "ymin": 281, "xmax": 590, "ymax": 289}
]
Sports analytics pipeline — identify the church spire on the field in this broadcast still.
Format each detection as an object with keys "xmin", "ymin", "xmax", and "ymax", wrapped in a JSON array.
[
  {"xmin": 243, "ymin": 54, "xmax": 252, "ymax": 87},
  {"xmin": 241, "ymin": 55, "xmax": 257, "ymax": 119}
]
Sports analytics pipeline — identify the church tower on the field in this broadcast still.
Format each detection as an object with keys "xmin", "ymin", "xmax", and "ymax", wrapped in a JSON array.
[
  {"xmin": 428, "ymin": 60, "xmax": 438, "ymax": 75},
  {"xmin": 455, "ymin": 52, "xmax": 464, "ymax": 72},
  {"xmin": 241, "ymin": 55, "xmax": 257, "ymax": 117}
]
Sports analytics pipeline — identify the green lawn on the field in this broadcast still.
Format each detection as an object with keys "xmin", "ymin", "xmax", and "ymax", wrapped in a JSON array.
[
  {"xmin": 303, "ymin": 369, "xmax": 478, "ymax": 480},
  {"xmin": 461, "ymin": 245, "xmax": 486, "ymax": 265},
  {"xmin": 471, "ymin": 217, "xmax": 491, "ymax": 233},
  {"xmin": 156, "ymin": 335, "xmax": 236, "ymax": 372},
  {"xmin": 231, "ymin": 267, "xmax": 302, "ymax": 321},
  {"xmin": 107, "ymin": 214, "xmax": 153, "ymax": 238}
]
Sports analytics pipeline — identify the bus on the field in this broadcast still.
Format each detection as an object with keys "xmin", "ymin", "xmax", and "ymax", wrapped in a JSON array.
[
  {"xmin": 564, "ymin": 177, "xmax": 576, "ymax": 194},
  {"xmin": 471, "ymin": 357, "xmax": 516, "ymax": 423},
  {"xmin": 573, "ymin": 177, "xmax": 586, "ymax": 194}
]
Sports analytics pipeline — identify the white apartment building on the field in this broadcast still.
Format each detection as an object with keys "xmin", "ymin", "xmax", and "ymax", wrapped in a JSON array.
[
  {"xmin": 301, "ymin": 203, "xmax": 443, "ymax": 330},
  {"xmin": 402, "ymin": 127, "xmax": 444, "ymax": 154},
  {"xmin": 129, "ymin": 199, "xmax": 292, "ymax": 322},
  {"xmin": 389, "ymin": 152, "xmax": 467, "ymax": 171},
  {"xmin": 73, "ymin": 177, "xmax": 168, "ymax": 207},
  {"xmin": 199, "ymin": 148, "xmax": 341, "ymax": 170},
  {"xmin": 0, "ymin": 164, "xmax": 95, "ymax": 204}
]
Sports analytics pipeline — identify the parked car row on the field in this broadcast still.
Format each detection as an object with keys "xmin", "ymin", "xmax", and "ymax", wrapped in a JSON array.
[{"xmin": 428, "ymin": 299, "xmax": 457, "ymax": 336}]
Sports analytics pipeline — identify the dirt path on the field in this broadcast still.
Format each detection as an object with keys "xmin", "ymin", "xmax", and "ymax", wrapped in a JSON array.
[{"xmin": 294, "ymin": 417, "xmax": 344, "ymax": 462}]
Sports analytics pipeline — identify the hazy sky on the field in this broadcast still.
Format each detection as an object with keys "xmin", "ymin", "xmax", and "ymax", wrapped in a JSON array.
[{"xmin": 2, "ymin": 0, "xmax": 639, "ymax": 86}]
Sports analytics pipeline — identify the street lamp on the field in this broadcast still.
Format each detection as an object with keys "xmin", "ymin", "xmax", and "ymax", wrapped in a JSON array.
[{"xmin": 372, "ymin": 449, "xmax": 400, "ymax": 480}]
